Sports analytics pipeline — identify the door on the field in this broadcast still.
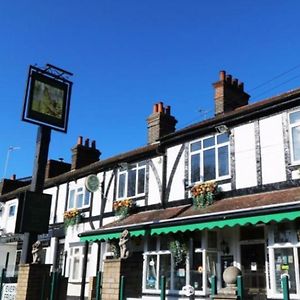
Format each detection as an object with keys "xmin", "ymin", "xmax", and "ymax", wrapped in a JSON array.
[{"xmin": 241, "ymin": 243, "xmax": 266, "ymax": 300}]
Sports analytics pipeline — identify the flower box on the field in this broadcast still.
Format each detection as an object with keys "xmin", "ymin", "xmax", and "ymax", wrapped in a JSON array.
[{"xmin": 191, "ymin": 181, "xmax": 218, "ymax": 208}]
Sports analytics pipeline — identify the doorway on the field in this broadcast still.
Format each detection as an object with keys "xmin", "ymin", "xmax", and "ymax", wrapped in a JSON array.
[{"xmin": 241, "ymin": 243, "xmax": 266, "ymax": 300}]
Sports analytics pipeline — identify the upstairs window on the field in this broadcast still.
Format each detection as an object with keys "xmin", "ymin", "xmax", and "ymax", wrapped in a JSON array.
[
  {"xmin": 190, "ymin": 133, "xmax": 230, "ymax": 184},
  {"xmin": 289, "ymin": 110, "xmax": 300, "ymax": 163},
  {"xmin": 8, "ymin": 204, "xmax": 16, "ymax": 217},
  {"xmin": 68, "ymin": 187, "xmax": 90, "ymax": 209},
  {"xmin": 117, "ymin": 162, "xmax": 146, "ymax": 199}
]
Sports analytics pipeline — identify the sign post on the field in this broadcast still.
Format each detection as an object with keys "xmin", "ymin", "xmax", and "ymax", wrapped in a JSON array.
[{"xmin": 19, "ymin": 64, "xmax": 72, "ymax": 263}]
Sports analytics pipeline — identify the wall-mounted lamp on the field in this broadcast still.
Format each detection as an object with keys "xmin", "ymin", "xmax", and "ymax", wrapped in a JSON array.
[
  {"xmin": 220, "ymin": 240, "xmax": 230, "ymax": 255},
  {"xmin": 215, "ymin": 124, "xmax": 230, "ymax": 134}
]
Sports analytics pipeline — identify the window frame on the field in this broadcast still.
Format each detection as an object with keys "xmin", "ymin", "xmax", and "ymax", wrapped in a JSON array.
[
  {"xmin": 289, "ymin": 109, "xmax": 300, "ymax": 165},
  {"xmin": 117, "ymin": 161, "xmax": 147, "ymax": 199},
  {"xmin": 189, "ymin": 133, "xmax": 231, "ymax": 184},
  {"xmin": 68, "ymin": 186, "xmax": 91, "ymax": 210}
]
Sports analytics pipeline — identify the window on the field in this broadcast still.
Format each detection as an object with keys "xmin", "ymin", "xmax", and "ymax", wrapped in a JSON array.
[
  {"xmin": 117, "ymin": 162, "xmax": 146, "ymax": 199},
  {"xmin": 68, "ymin": 245, "xmax": 92, "ymax": 281},
  {"xmin": 68, "ymin": 187, "xmax": 90, "ymax": 209},
  {"xmin": 8, "ymin": 205, "xmax": 16, "ymax": 217},
  {"xmin": 190, "ymin": 133, "xmax": 230, "ymax": 184},
  {"xmin": 143, "ymin": 233, "xmax": 212, "ymax": 295},
  {"xmin": 289, "ymin": 110, "xmax": 300, "ymax": 163}
]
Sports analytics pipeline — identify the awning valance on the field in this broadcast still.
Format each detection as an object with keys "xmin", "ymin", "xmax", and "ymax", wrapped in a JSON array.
[
  {"xmin": 79, "ymin": 210, "xmax": 300, "ymax": 242},
  {"xmin": 150, "ymin": 210, "xmax": 300, "ymax": 235},
  {"xmin": 80, "ymin": 229, "xmax": 146, "ymax": 242}
]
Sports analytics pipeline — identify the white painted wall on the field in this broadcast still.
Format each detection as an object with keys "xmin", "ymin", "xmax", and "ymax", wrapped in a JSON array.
[
  {"xmin": 235, "ymin": 123, "xmax": 258, "ymax": 189},
  {"xmin": 56, "ymin": 183, "xmax": 68, "ymax": 223},
  {"xmin": 148, "ymin": 156, "xmax": 162, "ymax": 205},
  {"xmin": 44, "ymin": 186, "xmax": 58, "ymax": 225},
  {"xmin": 260, "ymin": 114, "xmax": 286, "ymax": 184},
  {"xmin": 167, "ymin": 145, "xmax": 186, "ymax": 202}
]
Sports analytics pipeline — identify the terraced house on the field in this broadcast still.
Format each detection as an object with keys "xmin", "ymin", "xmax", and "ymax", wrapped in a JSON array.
[{"xmin": 1, "ymin": 70, "xmax": 300, "ymax": 299}]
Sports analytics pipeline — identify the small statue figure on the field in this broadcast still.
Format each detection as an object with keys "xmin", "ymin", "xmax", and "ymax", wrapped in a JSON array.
[
  {"xmin": 32, "ymin": 240, "xmax": 42, "ymax": 264},
  {"xmin": 119, "ymin": 229, "xmax": 131, "ymax": 259}
]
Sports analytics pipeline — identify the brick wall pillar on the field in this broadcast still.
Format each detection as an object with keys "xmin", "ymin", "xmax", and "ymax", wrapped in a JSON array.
[
  {"xmin": 102, "ymin": 259, "xmax": 121, "ymax": 300},
  {"xmin": 16, "ymin": 264, "xmax": 51, "ymax": 300}
]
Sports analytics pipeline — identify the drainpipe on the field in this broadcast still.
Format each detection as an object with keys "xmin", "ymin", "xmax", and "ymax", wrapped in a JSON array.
[{"xmin": 80, "ymin": 241, "xmax": 89, "ymax": 300}]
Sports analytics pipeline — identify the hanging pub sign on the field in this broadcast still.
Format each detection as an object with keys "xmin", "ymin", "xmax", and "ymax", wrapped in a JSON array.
[{"xmin": 22, "ymin": 65, "xmax": 72, "ymax": 132}]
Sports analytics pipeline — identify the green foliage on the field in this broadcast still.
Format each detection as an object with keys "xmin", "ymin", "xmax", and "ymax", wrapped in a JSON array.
[{"xmin": 169, "ymin": 240, "xmax": 188, "ymax": 266}]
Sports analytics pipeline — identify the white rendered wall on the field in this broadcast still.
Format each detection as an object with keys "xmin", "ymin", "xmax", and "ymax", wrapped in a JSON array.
[
  {"xmin": 148, "ymin": 156, "xmax": 162, "ymax": 205},
  {"xmin": 104, "ymin": 170, "xmax": 114, "ymax": 213},
  {"xmin": 44, "ymin": 186, "xmax": 58, "ymax": 225},
  {"xmin": 56, "ymin": 183, "xmax": 68, "ymax": 223},
  {"xmin": 3, "ymin": 199, "xmax": 18, "ymax": 234},
  {"xmin": 167, "ymin": 145, "xmax": 185, "ymax": 202},
  {"xmin": 260, "ymin": 114, "xmax": 286, "ymax": 184},
  {"xmin": 235, "ymin": 123, "xmax": 257, "ymax": 189},
  {"xmin": 91, "ymin": 173, "xmax": 102, "ymax": 217}
]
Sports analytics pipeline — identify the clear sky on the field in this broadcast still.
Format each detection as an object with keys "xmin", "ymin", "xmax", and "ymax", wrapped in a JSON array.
[{"xmin": 0, "ymin": 0, "xmax": 300, "ymax": 179}]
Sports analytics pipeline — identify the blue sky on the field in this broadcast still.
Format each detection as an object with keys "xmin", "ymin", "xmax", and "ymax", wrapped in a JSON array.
[{"xmin": 1, "ymin": 1, "xmax": 300, "ymax": 179}]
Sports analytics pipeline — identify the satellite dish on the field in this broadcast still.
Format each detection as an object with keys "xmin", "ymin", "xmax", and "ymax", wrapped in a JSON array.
[{"xmin": 85, "ymin": 174, "xmax": 100, "ymax": 193}]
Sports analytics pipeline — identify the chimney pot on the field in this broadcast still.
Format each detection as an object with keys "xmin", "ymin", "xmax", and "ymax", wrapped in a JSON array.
[
  {"xmin": 77, "ymin": 136, "xmax": 83, "ymax": 145},
  {"xmin": 226, "ymin": 74, "xmax": 232, "ymax": 84},
  {"xmin": 84, "ymin": 138, "xmax": 90, "ymax": 147},
  {"xmin": 91, "ymin": 140, "xmax": 96, "ymax": 149},
  {"xmin": 238, "ymin": 81, "xmax": 244, "ymax": 90},
  {"xmin": 165, "ymin": 105, "xmax": 171, "ymax": 115},
  {"xmin": 157, "ymin": 102, "xmax": 164, "ymax": 113},
  {"xmin": 232, "ymin": 78, "xmax": 238, "ymax": 87},
  {"xmin": 10, "ymin": 174, "xmax": 16, "ymax": 180},
  {"xmin": 219, "ymin": 70, "xmax": 226, "ymax": 81},
  {"xmin": 153, "ymin": 104, "xmax": 158, "ymax": 113}
]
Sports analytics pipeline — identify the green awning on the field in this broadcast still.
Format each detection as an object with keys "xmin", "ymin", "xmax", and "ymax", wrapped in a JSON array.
[
  {"xmin": 80, "ymin": 229, "xmax": 146, "ymax": 242},
  {"xmin": 80, "ymin": 210, "xmax": 300, "ymax": 242},
  {"xmin": 150, "ymin": 210, "xmax": 300, "ymax": 235}
]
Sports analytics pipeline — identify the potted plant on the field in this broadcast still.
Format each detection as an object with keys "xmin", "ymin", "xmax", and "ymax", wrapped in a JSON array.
[
  {"xmin": 64, "ymin": 208, "xmax": 81, "ymax": 229},
  {"xmin": 169, "ymin": 239, "xmax": 188, "ymax": 266},
  {"xmin": 113, "ymin": 198, "xmax": 135, "ymax": 218},
  {"xmin": 191, "ymin": 181, "xmax": 218, "ymax": 208}
]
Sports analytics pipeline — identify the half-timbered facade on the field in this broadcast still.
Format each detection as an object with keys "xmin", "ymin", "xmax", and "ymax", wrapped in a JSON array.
[{"xmin": 1, "ymin": 70, "xmax": 300, "ymax": 299}]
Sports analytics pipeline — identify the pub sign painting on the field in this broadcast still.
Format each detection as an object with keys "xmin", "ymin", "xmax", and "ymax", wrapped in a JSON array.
[{"xmin": 22, "ymin": 65, "xmax": 72, "ymax": 132}]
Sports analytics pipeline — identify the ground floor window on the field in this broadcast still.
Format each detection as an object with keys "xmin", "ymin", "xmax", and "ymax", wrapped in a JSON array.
[{"xmin": 143, "ymin": 232, "xmax": 217, "ymax": 295}]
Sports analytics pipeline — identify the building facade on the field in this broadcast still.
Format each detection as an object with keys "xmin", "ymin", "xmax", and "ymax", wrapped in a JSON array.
[{"xmin": 1, "ymin": 70, "xmax": 300, "ymax": 299}]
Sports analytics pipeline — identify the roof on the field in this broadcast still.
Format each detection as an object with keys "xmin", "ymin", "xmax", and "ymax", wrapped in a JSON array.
[{"xmin": 80, "ymin": 185, "xmax": 300, "ymax": 237}]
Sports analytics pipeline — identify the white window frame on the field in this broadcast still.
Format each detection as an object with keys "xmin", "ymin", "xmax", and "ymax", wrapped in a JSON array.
[
  {"xmin": 189, "ymin": 133, "xmax": 230, "ymax": 184},
  {"xmin": 289, "ymin": 109, "xmax": 300, "ymax": 165},
  {"xmin": 68, "ymin": 187, "xmax": 90, "ymax": 209},
  {"xmin": 267, "ymin": 223, "xmax": 300, "ymax": 299},
  {"xmin": 142, "ymin": 236, "xmax": 209, "ymax": 296},
  {"xmin": 68, "ymin": 245, "xmax": 92, "ymax": 282},
  {"xmin": 117, "ymin": 161, "xmax": 146, "ymax": 199}
]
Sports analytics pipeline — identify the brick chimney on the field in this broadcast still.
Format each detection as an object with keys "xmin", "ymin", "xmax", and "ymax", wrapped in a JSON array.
[
  {"xmin": 213, "ymin": 70, "xmax": 250, "ymax": 115},
  {"xmin": 147, "ymin": 102, "xmax": 177, "ymax": 144},
  {"xmin": 0, "ymin": 175, "xmax": 30, "ymax": 195},
  {"xmin": 71, "ymin": 136, "xmax": 101, "ymax": 170},
  {"xmin": 45, "ymin": 159, "xmax": 71, "ymax": 179}
]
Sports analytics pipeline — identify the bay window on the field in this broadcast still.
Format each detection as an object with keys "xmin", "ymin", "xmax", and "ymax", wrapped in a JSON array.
[
  {"xmin": 289, "ymin": 110, "xmax": 300, "ymax": 163},
  {"xmin": 117, "ymin": 161, "xmax": 146, "ymax": 199},
  {"xmin": 190, "ymin": 133, "xmax": 230, "ymax": 184}
]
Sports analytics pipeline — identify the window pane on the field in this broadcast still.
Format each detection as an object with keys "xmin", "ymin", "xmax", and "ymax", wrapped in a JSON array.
[
  {"xmin": 191, "ymin": 141, "xmax": 201, "ymax": 152},
  {"xmin": 73, "ymin": 257, "xmax": 80, "ymax": 280},
  {"xmin": 274, "ymin": 248, "xmax": 296, "ymax": 294},
  {"xmin": 159, "ymin": 255, "xmax": 171, "ymax": 290},
  {"xmin": 191, "ymin": 251, "xmax": 203, "ymax": 291},
  {"xmin": 137, "ymin": 168, "xmax": 145, "ymax": 194},
  {"xmin": 174, "ymin": 262, "xmax": 186, "ymax": 290},
  {"xmin": 69, "ymin": 190, "xmax": 75, "ymax": 209},
  {"xmin": 207, "ymin": 252, "xmax": 218, "ymax": 286},
  {"xmin": 191, "ymin": 154, "xmax": 200, "ymax": 183},
  {"xmin": 127, "ymin": 169, "xmax": 137, "ymax": 197},
  {"xmin": 76, "ymin": 193, "xmax": 83, "ymax": 208},
  {"xmin": 292, "ymin": 126, "xmax": 300, "ymax": 161},
  {"xmin": 290, "ymin": 111, "xmax": 300, "ymax": 124},
  {"xmin": 204, "ymin": 149, "xmax": 215, "ymax": 181},
  {"xmin": 9, "ymin": 205, "xmax": 16, "ymax": 217},
  {"xmin": 218, "ymin": 145, "xmax": 229, "ymax": 177},
  {"xmin": 118, "ymin": 173, "xmax": 126, "ymax": 198},
  {"xmin": 84, "ymin": 190, "xmax": 90, "ymax": 206},
  {"xmin": 217, "ymin": 133, "xmax": 229, "ymax": 144},
  {"xmin": 203, "ymin": 137, "xmax": 215, "ymax": 148},
  {"xmin": 146, "ymin": 255, "xmax": 157, "ymax": 289}
]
